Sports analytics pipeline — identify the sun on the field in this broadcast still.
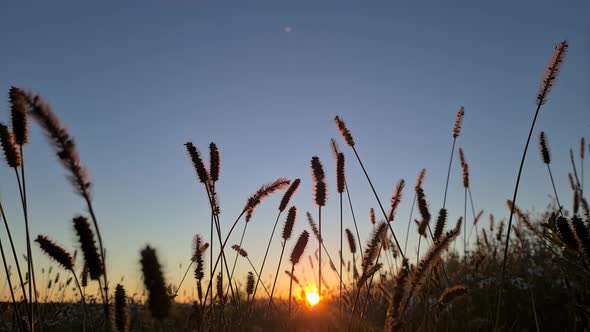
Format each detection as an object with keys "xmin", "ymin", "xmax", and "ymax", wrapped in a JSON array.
[{"xmin": 305, "ymin": 288, "xmax": 321, "ymax": 306}]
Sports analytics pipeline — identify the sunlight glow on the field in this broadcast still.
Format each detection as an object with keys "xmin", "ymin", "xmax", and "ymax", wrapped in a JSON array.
[{"xmin": 305, "ymin": 288, "xmax": 321, "ymax": 306}]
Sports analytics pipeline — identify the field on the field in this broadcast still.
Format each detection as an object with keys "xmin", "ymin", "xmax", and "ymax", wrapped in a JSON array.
[{"xmin": 0, "ymin": 40, "xmax": 589, "ymax": 332}]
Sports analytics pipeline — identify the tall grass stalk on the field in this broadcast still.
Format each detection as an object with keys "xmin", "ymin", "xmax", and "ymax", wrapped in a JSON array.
[
  {"xmin": 29, "ymin": 94, "xmax": 110, "ymax": 324},
  {"xmin": 495, "ymin": 40, "xmax": 569, "ymax": 330},
  {"xmin": 15, "ymin": 153, "xmax": 38, "ymax": 331},
  {"xmin": 0, "ymin": 233, "xmax": 22, "ymax": 332},
  {"xmin": 288, "ymin": 231, "xmax": 309, "ymax": 319},
  {"xmin": 443, "ymin": 106, "xmax": 464, "ymax": 209},
  {"xmin": 252, "ymin": 179, "xmax": 299, "ymax": 312},
  {"xmin": 538, "ymin": 131, "xmax": 563, "ymax": 215},
  {"xmin": 267, "ymin": 239, "xmax": 287, "ymax": 314},
  {"xmin": 336, "ymin": 151, "xmax": 345, "ymax": 313},
  {"xmin": 335, "ymin": 116, "xmax": 405, "ymax": 259},
  {"xmin": 331, "ymin": 139, "xmax": 363, "ymax": 264},
  {"xmin": 0, "ymin": 199, "xmax": 28, "ymax": 315}
]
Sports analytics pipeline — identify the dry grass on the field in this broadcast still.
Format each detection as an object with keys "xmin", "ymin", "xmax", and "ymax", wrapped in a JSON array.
[{"xmin": 1, "ymin": 39, "xmax": 587, "ymax": 332}]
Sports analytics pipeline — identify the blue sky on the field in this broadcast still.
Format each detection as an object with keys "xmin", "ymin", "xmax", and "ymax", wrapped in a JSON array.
[{"xmin": 0, "ymin": 1, "xmax": 589, "ymax": 299}]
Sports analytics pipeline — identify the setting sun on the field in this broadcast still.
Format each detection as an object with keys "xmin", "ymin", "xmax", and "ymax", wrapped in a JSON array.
[{"xmin": 305, "ymin": 288, "xmax": 321, "ymax": 306}]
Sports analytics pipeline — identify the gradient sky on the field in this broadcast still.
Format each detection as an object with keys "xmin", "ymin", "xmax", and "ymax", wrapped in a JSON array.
[{"xmin": 0, "ymin": 1, "xmax": 589, "ymax": 300}]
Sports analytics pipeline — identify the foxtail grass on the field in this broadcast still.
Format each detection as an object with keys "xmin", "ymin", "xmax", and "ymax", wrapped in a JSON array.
[
  {"xmin": 443, "ymin": 106, "xmax": 465, "ymax": 209},
  {"xmin": 114, "ymin": 284, "xmax": 128, "ymax": 332},
  {"xmin": 201, "ymin": 177, "xmax": 289, "ymax": 311},
  {"xmin": 229, "ymin": 245, "xmax": 273, "ymax": 304},
  {"xmin": 404, "ymin": 169, "xmax": 426, "ymax": 253},
  {"xmin": 268, "ymin": 206, "xmax": 297, "ymax": 314},
  {"xmin": 495, "ymin": 40, "xmax": 569, "ymax": 329},
  {"xmin": 437, "ymin": 285, "xmax": 467, "ymax": 306},
  {"xmin": 384, "ymin": 258, "xmax": 410, "ymax": 332},
  {"xmin": 251, "ymin": 179, "xmax": 300, "ymax": 313},
  {"xmin": 311, "ymin": 156, "xmax": 326, "ymax": 298},
  {"xmin": 29, "ymin": 92, "xmax": 109, "ymax": 325},
  {"xmin": 336, "ymin": 151, "xmax": 345, "ymax": 312},
  {"xmin": 0, "ymin": 116, "xmax": 36, "ymax": 330},
  {"xmin": 246, "ymin": 272, "xmax": 254, "ymax": 302},
  {"xmin": 140, "ymin": 246, "xmax": 170, "ymax": 321},
  {"xmin": 35, "ymin": 235, "xmax": 91, "ymax": 331},
  {"xmin": 331, "ymin": 138, "xmax": 363, "ymax": 267},
  {"xmin": 539, "ymin": 132, "xmax": 563, "ymax": 214},
  {"xmin": 288, "ymin": 231, "xmax": 309, "ymax": 319},
  {"xmin": 334, "ymin": 116, "xmax": 405, "ymax": 259},
  {"xmin": 349, "ymin": 222, "xmax": 387, "ymax": 327},
  {"xmin": 401, "ymin": 217, "xmax": 462, "ymax": 318},
  {"xmin": 458, "ymin": 147, "xmax": 470, "ymax": 274}
]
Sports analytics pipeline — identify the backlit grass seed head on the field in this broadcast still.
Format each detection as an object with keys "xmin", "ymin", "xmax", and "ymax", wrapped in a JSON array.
[
  {"xmin": 537, "ymin": 41, "xmax": 568, "ymax": 106},
  {"xmin": 114, "ymin": 284, "xmax": 129, "ymax": 332},
  {"xmin": 416, "ymin": 186, "xmax": 431, "ymax": 229},
  {"xmin": 73, "ymin": 216, "xmax": 103, "ymax": 280},
  {"xmin": 539, "ymin": 132, "xmax": 551, "ymax": 164},
  {"xmin": 191, "ymin": 234, "xmax": 208, "ymax": 262},
  {"xmin": 246, "ymin": 272, "xmax": 255, "ymax": 296},
  {"xmin": 556, "ymin": 216, "xmax": 578, "ymax": 251},
  {"xmin": 209, "ymin": 142, "xmax": 220, "ymax": 183},
  {"xmin": 35, "ymin": 235, "xmax": 74, "ymax": 271},
  {"xmin": 282, "ymin": 206, "xmax": 297, "ymax": 241},
  {"xmin": 568, "ymin": 173, "xmax": 576, "ymax": 191},
  {"xmin": 9, "ymin": 86, "xmax": 28, "ymax": 146},
  {"xmin": 572, "ymin": 216, "xmax": 590, "ymax": 258},
  {"xmin": 362, "ymin": 222, "xmax": 387, "ymax": 272},
  {"xmin": 458, "ymin": 148, "xmax": 470, "ymax": 189},
  {"xmin": 279, "ymin": 178, "xmax": 301, "ymax": 212},
  {"xmin": 336, "ymin": 152, "xmax": 345, "ymax": 193},
  {"xmin": 452, "ymin": 106, "xmax": 465, "ymax": 138},
  {"xmin": 334, "ymin": 115, "xmax": 355, "ymax": 147},
  {"xmin": 581, "ymin": 137, "xmax": 585, "ymax": 160},
  {"xmin": 231, "ymin": 244, "xmax": 248, "ymax": 257},
  {"xmin": 433, "ymin": 208, "xmax": 448, "ymax": 243},
  {"xmin": 245, "ymin": 178, "xmax": 291, "ymax": 222},
  {"xmin": 507, "ymin": 200, "xmax": 535, "ymax": 232},
  {"xmin": 474, "ymin": 210, "xmax": 484, "ymax": 226},
  {"xmin": 438, "ymin": 285, "xmax": 467, "ymax": 305},
  {"xmin": 385, "ymin": 258, "xmax": 410, "ymax": 331},
  {"xmin": 192, "ymin": 235, "xmax": 205, "ymax": 281},
  {"xmin": 30, "ymin": 95, "xmax": 92, "ymax": 198},
  {"xmin": 140, "ymin": 245, "xmax": 170, "ymax": 320},
  {"xmin": 81, "ymin": 263, "xmax": 89, "ymax": 288},
  {"xmin": 290, "ymin": 231, "xmax": 310, "ymax": 265},
  {"xmin": 388, "ymin": 179, "xmax": 405, "ymax": 222},
  {"xmin": 307, "ymin": 212, "xmax": 321, "ymax": 241},
  {"xmin": 345, "ymin": 228, "xmax": 357, "ymax": 254},
  {"xmin": 311, "ymin": 156, "xmax": 327, "ymax": 206},
  {"xmin": 496, "ymin": 221, "xmax": 505, "ymax": 242},
  {"xmin": 357, "ymin": 263, "xmax": 382, "ymax": 287},
  {"xmin": 216, "ymin": 272, "xmax": 224, "ymax": 302},
  {"xmin": 412, "ymin": 218, "xmax": 462, "ymax": 292},
  {"xmin": 0, "ymin": 123, "xmax": 21, "ymax": 168},
  {"xmin": 330, "ymin": 137, "xmax": 340, "ymax": 158},
  {"xmin": 185, "ymin": 142, "xmax": 210, "ymax": 184},
  {"xmin": 415, "ymin": 168, "xmax": 426, "ymax": 190}
]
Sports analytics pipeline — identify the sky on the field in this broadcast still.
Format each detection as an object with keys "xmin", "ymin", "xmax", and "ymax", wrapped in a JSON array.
[{"xmin": 0, "ymin": 0, "xmax": 589, "ymax": 301}]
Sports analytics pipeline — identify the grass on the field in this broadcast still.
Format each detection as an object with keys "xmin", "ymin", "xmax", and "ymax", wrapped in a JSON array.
[{"xmin": 0, "ymin": 39, "xmax": 588, "ymax": 331}]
